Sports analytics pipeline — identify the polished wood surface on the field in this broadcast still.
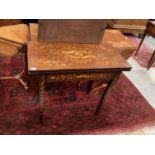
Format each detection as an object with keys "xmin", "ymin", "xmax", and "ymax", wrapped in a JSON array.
[
  {"xmin": 108, "ymin": 19, "xmax": 148, "ymax": 34},
  {"xmin": 102, "ymin": 30, "xmax": 137, "ymax": 59},
  {"xmin": 38, "ymin": 19, "xmax": 107, "ymax": 43},
  {"xmin": 0, "ymin": 24, "xmax": 29, "ymax": 45},
  {"xmin": 135, "ymin": 21, "xmax": 155, "ymax": 69},
  {"xmin": 28, "ymin": 42, "xmax": 131, "ymax": 73}
]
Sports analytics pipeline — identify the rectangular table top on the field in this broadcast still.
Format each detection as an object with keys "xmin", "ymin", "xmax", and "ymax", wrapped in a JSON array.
[{"xmin": 27, "ymin": 42, "xmax": 131, "ymax": 74}]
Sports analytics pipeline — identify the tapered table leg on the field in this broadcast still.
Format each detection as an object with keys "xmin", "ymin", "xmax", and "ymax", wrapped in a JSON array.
[
  {"xmin": 95, "ymin": 72, "xmax": 121, "ymax": 115},
  {"xmin": 39, "ymin": 75, "xmax": 45, "ymax": 123},
  {"xmin": 147, "ymin": 50, "xmax": 155, "ymax": 69},
  {"xmin": 135, "ymin": 31, "xmax": 147, "ymax": 56},
  {"xmin": 22, "ymin": 44, "xmax": 30, "ymax": 88}
]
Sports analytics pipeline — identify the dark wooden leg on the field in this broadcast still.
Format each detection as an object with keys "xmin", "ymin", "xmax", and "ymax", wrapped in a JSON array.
[
  {"xmin": 135, "ymin": 31, "xmax": 147, "ymax": 56},
  {"xmin": 95, "ymin": 72, "xmax": 121, "ymax": 115},
  {"xmin": 39, "ymin": 75, "xmax": 45, "ymax": 123},
  {"xmin": 23, "ymin": 44, "xmax": 29, "ymax": 87},
  {"xmin": 147, "ymin": 50, "xmax": 155, "ymax": 69},
  {"xmin": 86, "ymin": 80, "xmax": 94, "ymax": 94}
]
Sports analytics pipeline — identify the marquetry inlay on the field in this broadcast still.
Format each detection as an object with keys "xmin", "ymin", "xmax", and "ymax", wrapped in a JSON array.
[
  {"xmin": 28, "ymin": 42, "xmax": 131, "ymax": 72},
  {"xmin": 46, "ymin": 72, "xmax": 114, "ymax": 81},
  {"xmin": 36, "ymin": 45, "xmax": 97, "ymax": 66},
  {"xmin": 61, "ymin": 48, "xmax": 96, "ymax": 63}
]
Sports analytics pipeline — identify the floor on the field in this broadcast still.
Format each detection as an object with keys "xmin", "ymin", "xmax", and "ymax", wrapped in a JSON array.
[{"xmin": 123, "ymin": 35, "xmax": 155, "ymax": 134}]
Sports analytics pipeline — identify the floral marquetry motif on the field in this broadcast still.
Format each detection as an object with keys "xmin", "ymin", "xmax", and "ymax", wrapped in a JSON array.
[
  {"xmin": 61, "ymin": 49, "xmax": 96, "ymax": 64},
  {"xmin": 36, "ymin": 46, "xmax": 96, "ymax": 67}
]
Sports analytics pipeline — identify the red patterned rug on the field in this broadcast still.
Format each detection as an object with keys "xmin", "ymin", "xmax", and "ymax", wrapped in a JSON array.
[
  {"xmin": 0, "ymin": 55, "xmax": 155, "ymax": 135},
  {"xmin": 128, "ymin": 36, "xmax": 155, "ymax": 68}
]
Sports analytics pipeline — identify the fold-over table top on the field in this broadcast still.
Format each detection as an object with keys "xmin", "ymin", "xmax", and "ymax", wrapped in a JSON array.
[{"xmin": 27, "ymin": 42, "xmax": 131, "ymax": 74}]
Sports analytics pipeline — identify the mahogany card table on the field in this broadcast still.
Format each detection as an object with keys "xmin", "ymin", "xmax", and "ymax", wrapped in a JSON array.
[{"xmin": 27, "ymin": 41, "xmax": 131, "ymax": 122}]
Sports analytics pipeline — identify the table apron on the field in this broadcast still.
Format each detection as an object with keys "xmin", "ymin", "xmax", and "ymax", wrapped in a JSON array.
[{"xmin": 45, "ymin": 72, "xmax": 116, "ymax": 82}]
